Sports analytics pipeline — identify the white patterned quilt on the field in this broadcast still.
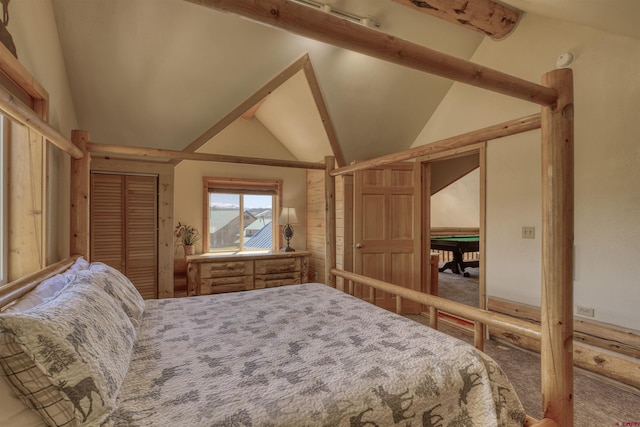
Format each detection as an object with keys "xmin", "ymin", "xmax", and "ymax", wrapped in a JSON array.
[{"xmin": 105, "ymin": 283, "xmax": 525, "ymax": 426}]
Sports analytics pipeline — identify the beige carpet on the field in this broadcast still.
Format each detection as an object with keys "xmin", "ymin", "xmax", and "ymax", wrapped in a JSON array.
[{"xmin": 405, "ymin": 269, "xmax": 640, "ymax": 426}]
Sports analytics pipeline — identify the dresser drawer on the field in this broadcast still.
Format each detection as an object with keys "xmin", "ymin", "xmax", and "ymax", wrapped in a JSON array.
[
  {"xmin": 200, "ymin": 261, "xmax": 253, "ymax": 279},
  {"xmin": 187, "ymin": 252, "xmax": 309, "ymax": 296},
  {"xmin": 200, "ymin": 275, "xmax": 253, "ymax": 294},
  {"xmin": 255, "ymin": 258, "xmax": 300, "ymax": 275},
  {"xmin": 255, "ymin": 272, "xmax": 302, "ymax": 289}
]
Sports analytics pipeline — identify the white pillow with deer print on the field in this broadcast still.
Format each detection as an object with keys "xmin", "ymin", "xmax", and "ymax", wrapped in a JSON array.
[{"xmin": 0, "ymin": 281, "xmax": 136, "ymax": 426}]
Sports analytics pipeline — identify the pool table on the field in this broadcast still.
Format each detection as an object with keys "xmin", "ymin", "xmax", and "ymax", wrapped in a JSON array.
[{"xmin": 430, "ymin": 235, "xmax": 479, "ymax": 277}]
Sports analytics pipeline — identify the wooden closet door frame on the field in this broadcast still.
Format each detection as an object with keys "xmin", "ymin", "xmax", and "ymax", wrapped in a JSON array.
[{"xmin": 90, "ymin": 158, "xmax": 174, "ymax": 298}]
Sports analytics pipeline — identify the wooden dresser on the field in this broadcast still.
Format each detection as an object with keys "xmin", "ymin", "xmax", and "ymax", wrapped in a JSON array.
[{"xmin": 186, "ymin": 251, "xmax": 310, "ymax": 296}]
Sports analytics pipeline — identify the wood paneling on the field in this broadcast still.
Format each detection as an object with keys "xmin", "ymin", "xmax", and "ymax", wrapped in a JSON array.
[
  {"xmin": 8, "ymin": 124, "xmax": 45, "ymax": 280},
  {"xmin": 306, "ymin": 169, "xmax": 351, "ymax": 290}
]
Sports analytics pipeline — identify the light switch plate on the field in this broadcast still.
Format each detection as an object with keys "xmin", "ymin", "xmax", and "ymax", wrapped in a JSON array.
[{"xmin": 522, "ymin": 226, "xmax": 535, "ymax": 239}]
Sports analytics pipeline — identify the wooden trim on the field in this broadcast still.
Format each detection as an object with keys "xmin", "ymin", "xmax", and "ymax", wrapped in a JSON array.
[
  {"xmin": 0, "ymin": 42, "xmax": 49, "ymax": 102},
  {"xmin": 0, "ymin": 255, "xmax": 80, "ymax": 309},
  {"xmin": 488, "ymin": 297, "xmax": 640, "ymax": 358},
  {"xmin": 477, "ymin": 143, "xmax": 487, "ymax": 346},
  {"xmin": 331, "ymin": 114, "xmax": 540, "ymax": 176},
  {"xmin": 87, "ymin": 141, "xmax": 324, "ymax": 170},
  {"xmin": 392, "ymin": 0, "xmax": 521, "ymax": 40},
  {"xmin": 417, "ymin": 141, "xmax": 485, "ymax": 163},
  {"xmin": 302, "ymin": 58, "xmax": 345, "ymax": 167},
  {"xmin": 70, "ymin": 131, "xmax": 91, "ymax": 258},
  {"xmin": 202, "ymin": 176, "xmax": 283, "ymax": 253},
  {"xmin": 488, "ymin": 296, "xmax": 640, "ymax": 388},
  {"xmin": 0, "ymin": 83, "xmax": 81, "ymax": 159},
  {"xmin": 185, "ymin": 0, "xmax": 556, "ymax": 106},
  {"xmin": 332, "ymin": 268, "xmax": 541, "ymax": 341},
  {"xmin": 174, "ymin": 54, "xmax": 312, "ymax": 164},
  {"xmin": 540, "ymin": 68, "xmax": 574, "ymax": 426},
  {"xmin": 324, "ymin": 156, "xmax": 336, "ymax": 287}
]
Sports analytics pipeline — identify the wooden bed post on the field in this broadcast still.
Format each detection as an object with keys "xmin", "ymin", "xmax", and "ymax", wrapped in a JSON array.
[
  {"xmin": 70, "ymin": 130, "xmax": 91, "ymax": 259},
  {"xmin": 540, "ymin": 69, "xmax": 574, "ymax": 426},
  {"xmin": 324, "ymin": 156, "xmax": 336, "ymax": 287}
]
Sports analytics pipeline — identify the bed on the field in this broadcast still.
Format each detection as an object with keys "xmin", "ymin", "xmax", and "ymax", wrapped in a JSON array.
[
  {"xmin": 0, "ymin": 1, "xmax": 574, "ymax": 426},
  {"xmin": 0, "ymin": 259, "xmax": 526, "ymax": 426}
]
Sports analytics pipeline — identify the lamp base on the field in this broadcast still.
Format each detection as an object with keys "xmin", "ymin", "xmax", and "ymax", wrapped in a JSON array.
[{"xmin": 281, "ymin": 224, "xmax": 295, "ymax": 252}]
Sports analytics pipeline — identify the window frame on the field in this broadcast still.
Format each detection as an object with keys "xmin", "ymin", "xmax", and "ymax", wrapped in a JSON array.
[
  {"xmin": 202, "ymin": 177, "xmax": 282, "ymax": 253},
  {"xmin": 0, "ymin": 116, "xmax": 6, "ymax": 285},
  {"xmin": 0, "ymin": 43, "xmax": 51, "ymax": 286}
]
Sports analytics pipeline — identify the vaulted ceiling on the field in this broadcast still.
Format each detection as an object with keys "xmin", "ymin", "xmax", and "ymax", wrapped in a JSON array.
[{"xmin": 50, "ymin": 0, "xmax": 640, "ymax": 165}]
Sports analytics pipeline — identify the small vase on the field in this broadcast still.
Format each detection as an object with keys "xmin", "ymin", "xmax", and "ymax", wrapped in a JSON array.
[{"xmin": 183, "ymin": 245, "xmax": 195, "ymax": 256}]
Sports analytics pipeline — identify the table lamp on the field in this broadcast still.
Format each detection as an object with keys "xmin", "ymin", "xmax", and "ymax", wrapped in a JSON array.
[{"xmin": 277, "ymin": 207, "xmax": 299, "ymax": 252}]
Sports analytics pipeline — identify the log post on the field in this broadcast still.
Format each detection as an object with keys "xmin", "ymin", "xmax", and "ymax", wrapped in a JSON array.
[
  {"xmin": 324, "ymin": 156, "xmax": 336, "ymax": 287},
  {"xmin": 70, "ymin": 130, "xmax": 91, "ymax": 259},
  {"xmin": 540, "ymin": 68, "xmax": 574, "ymax": 426}
]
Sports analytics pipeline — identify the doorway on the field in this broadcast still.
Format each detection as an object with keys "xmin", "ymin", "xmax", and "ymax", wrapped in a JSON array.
[{"xmin": 422, "ymin": 146, "xmax": 486, "ymax": 311}]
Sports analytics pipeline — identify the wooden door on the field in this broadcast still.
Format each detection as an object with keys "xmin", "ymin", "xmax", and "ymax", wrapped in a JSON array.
[
  {"xmin": 90, "ymin": 173, "xmax": 158, "ymax": 299},
  {"xmin": 353, "ymin": 162, "xmax": 421, "ymax": 313}
]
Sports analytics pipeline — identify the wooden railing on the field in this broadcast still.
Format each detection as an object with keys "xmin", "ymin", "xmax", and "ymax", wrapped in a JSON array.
[
  {"xmin": 331, "ymin": 268, "xmax": 540, "ymax": 342},
  {"xmin": 331, "ymin": 267, "xmax": 556, "ymax": 427}
]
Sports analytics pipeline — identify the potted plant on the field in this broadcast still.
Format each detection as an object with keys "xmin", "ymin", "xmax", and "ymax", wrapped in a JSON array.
[{"xmin": 174, "ymin": 222, "xmax": 201, "ymax": 256}]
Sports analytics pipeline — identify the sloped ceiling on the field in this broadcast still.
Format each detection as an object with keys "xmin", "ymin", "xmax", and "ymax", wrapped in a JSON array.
[
  {"xmin": 51, "ymin": 0, "xmax": 640, "ymax": 165},
  {"xmin": 51, "ymin": 0, "xmax": 482, "ymax": 165}
]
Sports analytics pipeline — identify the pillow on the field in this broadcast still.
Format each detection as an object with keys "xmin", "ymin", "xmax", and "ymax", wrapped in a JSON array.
[
  {"xmin": 71, "ymin": 262, "xmax": 145, "ymax": 327},
  {"xmin": 2, "ymin": 274, "xmax": 66, "ymax": 314},
  {"xmin": 67, "ymin": 257, "xmax": 90, "ymax": 274},
  {"xmin": 0, "ymin": 282, "xmax": 136, "ymax": 426},
  {"xmin": 2, "ymin": 257, "xmax": 90, "ymax": 314}
]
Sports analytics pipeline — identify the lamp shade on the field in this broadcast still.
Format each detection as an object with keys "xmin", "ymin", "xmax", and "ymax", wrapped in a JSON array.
[{"xmin": 277, "ymin": 207, "xmax": 299, "ymax": 225}]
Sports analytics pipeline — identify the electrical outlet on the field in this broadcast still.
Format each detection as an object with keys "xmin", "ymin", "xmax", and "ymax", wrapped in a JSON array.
[
  {"xmin": 522, "ymin": 226, "xmax": 535, "ymax": 239},
  {"xmin": 576, "ymin": 306, "xmax": 595, "ymax": 317}
]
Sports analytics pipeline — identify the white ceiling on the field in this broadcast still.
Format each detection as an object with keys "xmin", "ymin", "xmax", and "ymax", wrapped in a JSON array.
[{"xmin": 50, "ymin": 0, "xmax": 640, "ymax": 165}]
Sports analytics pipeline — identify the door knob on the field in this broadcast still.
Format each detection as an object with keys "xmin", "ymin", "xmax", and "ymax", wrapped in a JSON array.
[{"xmin": 355, "ymin": 243, "xmax": 363, "ymax": 249}]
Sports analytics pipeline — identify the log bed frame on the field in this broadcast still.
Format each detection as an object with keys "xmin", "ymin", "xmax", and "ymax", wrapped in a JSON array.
[{"xmin": 0, "ymin": 1, "xmax": 573, "ymax": 426}]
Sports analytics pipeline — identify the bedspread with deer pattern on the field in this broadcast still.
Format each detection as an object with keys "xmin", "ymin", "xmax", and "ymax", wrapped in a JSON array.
[{"xmin": 103, "ymin": 283, "xmax": 526, "ymax": 427}]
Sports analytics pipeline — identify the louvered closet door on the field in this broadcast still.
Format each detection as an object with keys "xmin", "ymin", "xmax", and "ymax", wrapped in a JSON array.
[
  {"xmin": 91, "ymin": 174, "xmax": 125, "ymax": 272},
  {"xmin": 124, "ymin": 176, "xmax": 158, "ymax": 299},
  {"xmin": 90, "ymin": 173, "xmax": 158, "ymax": 299}
]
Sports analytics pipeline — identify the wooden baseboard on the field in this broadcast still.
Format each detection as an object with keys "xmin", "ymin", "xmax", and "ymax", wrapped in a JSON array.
[{"xmin": 488, "ymin": 296, "xmax": 640, "ymax": 390}]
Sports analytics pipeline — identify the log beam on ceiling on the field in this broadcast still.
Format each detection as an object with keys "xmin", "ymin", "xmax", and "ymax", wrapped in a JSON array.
[
  {"xmin": 392, "ymin": 0, "xmax": 521, "ymax": 40},
  {"xmin": 184, "ymin": 0, "xmax": 556, "ymax": 106}
]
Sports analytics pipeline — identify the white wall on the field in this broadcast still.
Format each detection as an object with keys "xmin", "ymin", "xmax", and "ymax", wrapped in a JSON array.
[
  {"xmin": 413, "ymin": 13, "xmax": 640, "ymax": 329},
  {"xmin": 174, "ymin": 118, "xmax": 307, "ymax": 254},
  {"xmin": 431, "ymin": 169, "xmax": 480, "ymax": 228},
  {"xmin": 8, "ymin": 0, "xmax": 79, "ymax": 262}
]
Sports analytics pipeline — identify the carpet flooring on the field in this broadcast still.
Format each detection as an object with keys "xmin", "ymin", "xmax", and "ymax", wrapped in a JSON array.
[{"xmin": 405, "ymin": 269, "xmax": 640, "ymax": 426}]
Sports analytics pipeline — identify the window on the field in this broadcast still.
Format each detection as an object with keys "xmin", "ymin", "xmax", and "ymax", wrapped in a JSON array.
[{"xmin": 204, "ymin": 177, "xmax": 282, "ymax": 253}]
